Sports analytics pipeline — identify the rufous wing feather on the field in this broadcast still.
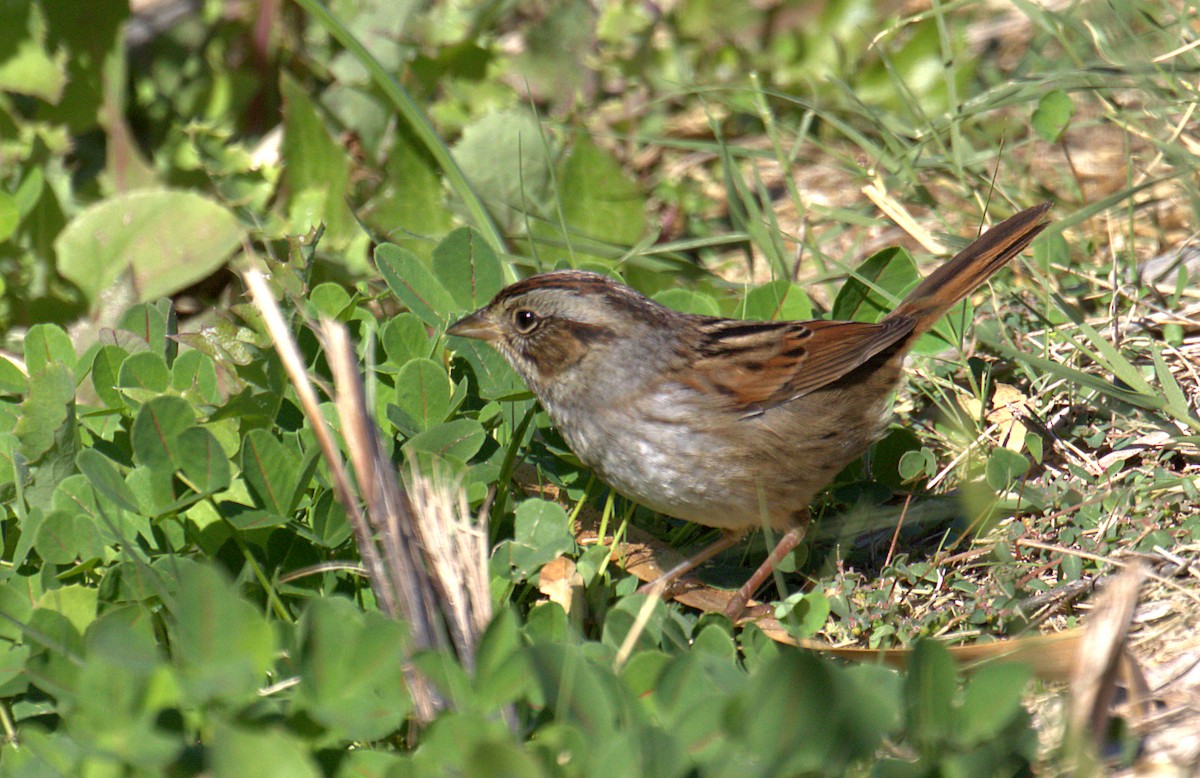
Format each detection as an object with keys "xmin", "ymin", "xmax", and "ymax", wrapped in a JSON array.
[
  {"xmin": 682, "ymin": 202, "xmax": 1052, "ymax": 416},
  {"xmin": 684, "ymin": 317, "xmax": 915, "ymax": 414}
]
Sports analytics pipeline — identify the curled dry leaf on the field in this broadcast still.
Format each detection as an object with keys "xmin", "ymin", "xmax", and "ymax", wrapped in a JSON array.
[
  {"xmin": 537, "ymin": 556, "xmax": 584, "ymax": 616},
  {"xmin": 959, "ymin": 381, "xmax": 1034, "ymax": 453}
]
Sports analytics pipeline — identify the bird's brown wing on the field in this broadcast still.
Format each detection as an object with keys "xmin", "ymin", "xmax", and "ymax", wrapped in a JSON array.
[{"xmin": 680, "ymin": 316, "xmax": 916, "ymax": 415}]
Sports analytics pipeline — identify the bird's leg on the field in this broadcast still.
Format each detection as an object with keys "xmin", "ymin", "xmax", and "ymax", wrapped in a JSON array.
[
  {"xmin": 723, "ymin": 510, "xmax": 811, "ymax": 621},
  {"xmin": 637, "ymin": 529, "xmax": 744, "ymax": 597}
]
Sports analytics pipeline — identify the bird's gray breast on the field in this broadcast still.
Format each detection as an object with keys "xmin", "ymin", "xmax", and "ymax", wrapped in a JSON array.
[{"xmin": 542, "ymin": 384, "xmax": 754, "ymax": 528}]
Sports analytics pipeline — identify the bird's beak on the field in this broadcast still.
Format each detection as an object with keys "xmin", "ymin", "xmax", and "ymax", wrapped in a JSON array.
[{"xmin": 446, "ymin": 309, "xmax": 499, "ymax": 341}]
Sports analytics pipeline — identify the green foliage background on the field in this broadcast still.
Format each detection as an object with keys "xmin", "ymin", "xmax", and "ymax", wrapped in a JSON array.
[{"xmin": 0, "ymin": 0, "xmax": 1197, "ymax": 774}]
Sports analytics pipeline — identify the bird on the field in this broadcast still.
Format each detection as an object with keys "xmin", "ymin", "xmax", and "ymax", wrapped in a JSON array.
[{"xmin": 447, "ymin": 203, "xmax": 1052, "ymax": 619}]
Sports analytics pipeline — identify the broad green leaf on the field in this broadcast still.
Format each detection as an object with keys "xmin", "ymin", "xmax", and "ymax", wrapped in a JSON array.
[
  {"xmin": 960, "ymin": 662, "xmax": 1030, "ymax": 743},
  {"xmin": 465, "ymin": 742, "xmax": 545, "ymax": 778},
  {"xmin": 15, "ymin": 364, "xmax": 74, "ymax": 463},
  {"xmin": 0, "ymin": 432, "xmax": 17, "ymax": 488},
  {"xmin": 280, "ymin": 72, "xmax": 357, "ymax": 247},
  {"xmin": 380, "ymin": 312, "xmax": 430, "ymax": 368},
  {"xmin": 603, "ymin": 595, "xmax": 666, "ymax": 654},
  {"xmin": 73, "ymin": 449, "xmax": 136, "ymax": 516},
  {"xmin": 403, "ymin": 418, "xmax": 485, "ymax": 463},
  {"xmin": 376, "ymin": 242, "xmax": 457, "ymax": 327},
  {"xmin": 89, "ymin": 345, "xmax": 128, "ymax": 408},
  {"xmin": 170, "ymin": 349, "xmax": 219, "ymax": 404},
  {"xmin": 367, "ymin": 121, "xmax": 454, "ymax": 260},
  {"xmin": 505, "ymin": 498, "xmax": 575, "ymax": 580},
  {"xmin": 831, "ymin": 246, "xmax": 918, "ymax": 323},
  {"xmin": 16, "ymin": 365, "xmax": 78, "ymax": 509},
  {"xmin": 209, "ymin": 722, "xmax": 321, "ymax": 778},
  {"xmin": 76, "ymin": 449, "xmax": 139, "ymax": 514},
  {"xmin": 730, "ymin": 651, "xmax": 844, "ymax": 772},
  {"xmin": 453, "ymin": 339, "xmax": 525, "ymax": 401},
  {"xmin": 220, "ymin": 503, "xmax": 291, "ymax": 531},
  {"xmin": 402, "ymin": 710, "xmax": 512, "ymax": 776},
  {"xmin": 118, "ymin": 301, "xmax": 173, "ymax": 355},
  {"xmin": 652, "ymin": 288, "xmax": 720, "ymax": 317},
  {"xmin": 525, "ymin": 642, "xmax": 619, "ymax": 738},
  {"xmin": 451, "ymin": 110, "xmax": 556, "ymax": 233},
  {"xmin": 334, "ymin": 750, "xmax": 406, "ymax": 777},
  {"xmin": 34, "ymin": 511, "xmax": 105, "ymax": 565},
  {"xmin": 0, "ymin": 192, "xmax": 15, "ymax": 242},
  {"xmin": 24, "ymin": 606, "xmax": 85, "ymax": 703},
  {"xmin": 1031, "ymin": 89, "xmax": 1075, "ymax": 143},
  {"xmin": 131, "ymin": 396, "xmax": 196, "ymax": 471},
  {"xmin": 559, "ymin": 137, "xmax": 645, "ymax": 247},
  {"xmin": 117, "ymin": 351, "xmax": 171, "ymax": 404},
  {"xmin": 23, "ymin": 324, "xmax": 76, "ymax": 379},
  {"xmin": 742, "ymin": 280, "xmax": 813, "ymax": 321},
  {"xmin": 0, "ymin": 728, "xmax": 79, "ymax": 774},
  {"xmin": 0, "ymin": 1, "xmax": 66, "ymax": 101},
  {"xmin": 55, "ymin": 190, "xmax": 242, "ymax": 305},
  {"xmin": 0, "ymin": 641, "xmax": 29, "ymax": 697},
  {"xmin": 905, "ymin": 639, "xmax": 958, "ymax": 748},
  {"xmin": 985, "ymin": 448, "xmax": 1030, "ymax": 490},
  {"xmin": 74, "ymin": 610, "xmax": 180, "ymax": 770},
  {"xmin": 619, "ymin": 649, "xmax": 670, "ymax": 700},
  {"xmin": 36, "ymin": 584, "xmax": 98, "ymax": 636},
  {"xmin": 177, "ymin": 428, "xmax": 231, "ymax": 495},
  {"xmin": 472, "ymin": 608, "xmax": 534, "ymax": 709},
  {"xmin": 170, "ymin": 562, "xmax": 275, "ymax": 705},
  {"xmin": 297, "ymin": 597, "xmax": 410, "ymax": 741},
  {"xmin": 126, "ymin": 465, "xmax": 180, "ymax": 518},
  {"xmin": 308, "ymin": 282, "xmax": 353, "ymax": 319},
  {"xmin": 898, "ymin": 447, "xmax": 937, "ymax": 483},
  {"xmin": 309, "ymin": 491, "xmax": 352, "ymax": 548},
  {"xmin": 872, "ymin": 427, "xmax": 923, "ymax": 490},
  {"xmin": 0, "ymin": 357, "xmax": 25, "ymax": 394},
  {"xmin": 433, "ymin": 227, "xmax": 505, "ymax": 309},
  {"xmin": 394, "ymin": 358, "xmax": 452, "ymax": 431},
  {"xmin": 0, "ymin": 581, "xmax": 34, "ymax": 643},
  {"xmin": 775, "ymin": 590, "xmax": 831, "ymax": 638},
  {"xmin": 10, "ymin": 506, "xmax": 44, "ymax": 571},
  {"xmin": 856, "ymin": 18, "xmax": 971, "ymax": 115},
  {"xmin": 240, "ymin": 429, "xmax": 300, "ymax": 517}
]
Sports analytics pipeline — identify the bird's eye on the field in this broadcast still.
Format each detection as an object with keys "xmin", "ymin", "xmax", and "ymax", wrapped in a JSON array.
[{"xmin": 512, "ymin": 309, "xmax": 539, "ymax": 333}]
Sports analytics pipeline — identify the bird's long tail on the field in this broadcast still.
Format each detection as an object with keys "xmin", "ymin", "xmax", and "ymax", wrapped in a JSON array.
[{"xmin": 888, "ymin": 202, "xmax": 1053, "ymax": 335}]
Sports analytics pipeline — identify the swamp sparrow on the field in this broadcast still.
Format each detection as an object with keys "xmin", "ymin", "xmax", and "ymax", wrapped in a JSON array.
[{"xmin": 448, "ymin": 203, "xmax": 1052, "ymax": 619}]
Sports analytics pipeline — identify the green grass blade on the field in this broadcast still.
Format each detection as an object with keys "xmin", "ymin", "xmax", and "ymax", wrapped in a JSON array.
[{"xmin": 978, "ymin": 334, "xmax": 1168, "ymax": 414}]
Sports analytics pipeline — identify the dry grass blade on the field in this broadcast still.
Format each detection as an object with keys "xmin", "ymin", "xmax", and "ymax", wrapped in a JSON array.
[
  {"xmin": 404, "ymin": 465, "xmax": 492, "ymax": 674},
  {"xmin": 1066, "ymin": 561, "xmax": 1150, "ymax": 766},
  {"xmin": 245, "ymin": 268, "xmax": 494, "ymax": 723},
  {"xmin": 322, "ymin": 322, "xmax": 444, "ymax": 650},
  {"xmin": 242, "ymin": 269, "xmax": 395, "ymax": 617}
]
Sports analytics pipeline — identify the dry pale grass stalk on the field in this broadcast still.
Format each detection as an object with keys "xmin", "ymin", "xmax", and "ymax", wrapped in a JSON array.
[
  {"xmin": 243, "ymin": 269, "xmax": 396, "ymax": 617},
  {"xmin": 404, "ymin": 465, "xmax": 492, "ymax": 674},
  {"xmin": 1066, "ymin": 561, "xmax": 1150, "ymax": 767},
  {"xmin": 245, "ymin": 268, "xmax": 493, "ymax": 723},
  {"xmin": 862, "ymin": 180, "xmax": 948, "ymax": 255},
  {"xmin": 322, "ymin": 321, "xmax": 444, "ymax": 645}
]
